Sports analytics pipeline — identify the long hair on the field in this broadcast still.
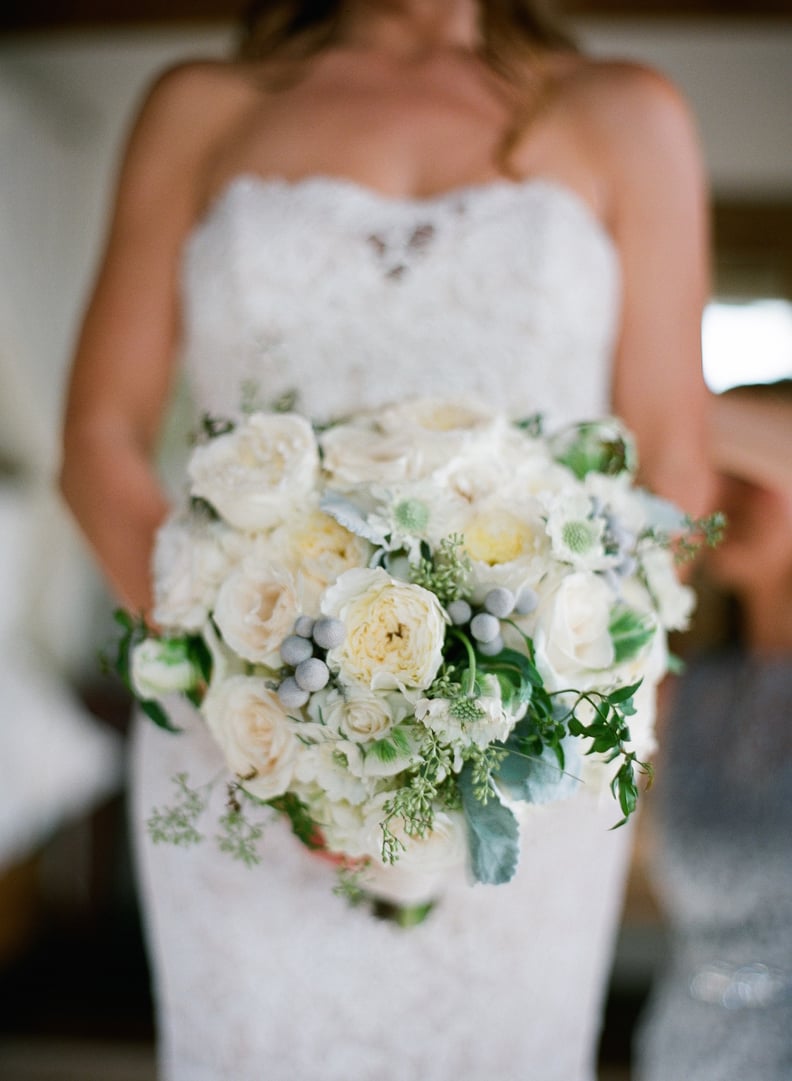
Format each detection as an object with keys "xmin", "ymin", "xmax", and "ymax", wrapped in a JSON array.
[{"xmin": 237, "ymin": 1, "xmax": 578, "ymax": 175}]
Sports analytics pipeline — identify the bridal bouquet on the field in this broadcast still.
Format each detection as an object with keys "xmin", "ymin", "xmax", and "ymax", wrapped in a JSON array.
[{"xmin": 114, "ymin": 399, "xmax": 717, "ymax": 909}]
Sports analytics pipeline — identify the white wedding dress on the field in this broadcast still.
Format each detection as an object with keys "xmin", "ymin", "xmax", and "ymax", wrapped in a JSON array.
[{"xmin": 131, "ymin": 174, "xmax": 631, "ymax": 1081}]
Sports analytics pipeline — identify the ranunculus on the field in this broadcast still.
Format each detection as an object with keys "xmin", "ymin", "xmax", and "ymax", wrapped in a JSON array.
[
  {"xmin": 321, "ymin": 567, "xmax": 447, "ymax": 692},
  {"xmin": 152, "ymin": 513, "xmax": 239, "ymax": 632},
  {"xmin": 532, "ymin": 571, "xmax": 615, "ymax": 685},
  {"xmin": 203, "ymin": 676, "xmax": 298, "ymax": 801},
  {"xmin": 213, "ymin": 558, "xmax": 301, "ymax": 668},
  {"xmin": 131, "ymin": 637, "xmax": 200, "ymax": 700},
  {"xmin": 188, "ymin": 412, "xmax": 319, "ymax": 531}
]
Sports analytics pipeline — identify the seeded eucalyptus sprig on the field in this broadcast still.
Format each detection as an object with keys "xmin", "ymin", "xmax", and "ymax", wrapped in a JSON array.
[
  {"xmin": 410, "ymin": 534, "xmax": 472, "ymax": 604},
  {"xmin": 147, "ymin": 773, "xmax": 209, "ymax": 848},
  {"xmin": 380, "ymin": 731, "xmax": 457, "ymax": 864}
]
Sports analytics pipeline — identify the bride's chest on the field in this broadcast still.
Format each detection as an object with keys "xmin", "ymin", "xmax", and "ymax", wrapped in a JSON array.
[
  {"xmin": 179, "ymin": 175, "xmax": 621, "ymax": 423},
  {"xmin": 185, "ymin": 174, "xmax": 617, "ymax": 311}
]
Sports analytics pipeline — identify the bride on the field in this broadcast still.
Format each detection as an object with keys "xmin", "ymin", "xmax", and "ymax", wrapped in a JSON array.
[{"xmin": 59, "ymin": 1, "xmax": 714, "ymax": 1078}]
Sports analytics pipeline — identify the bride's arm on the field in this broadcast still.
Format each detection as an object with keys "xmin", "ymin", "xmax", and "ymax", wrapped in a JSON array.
[
  {"xmin": 595, "ymin": 64, "xmax": 716, "ymax": 518},
  {"xmin": 59, "ymin": 65, "xmax": 220, "ymax": 616}
]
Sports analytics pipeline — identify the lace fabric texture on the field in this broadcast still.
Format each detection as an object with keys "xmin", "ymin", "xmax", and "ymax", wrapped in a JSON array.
[{"xmin": 132, "ymin": 175, "xmax": 630, "ymax": 1081}]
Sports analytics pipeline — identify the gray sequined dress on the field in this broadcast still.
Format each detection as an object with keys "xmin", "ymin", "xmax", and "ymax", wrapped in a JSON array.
[{"xmin": 635, "ymin": 648, "xmax": 792, "ymax": 1080}]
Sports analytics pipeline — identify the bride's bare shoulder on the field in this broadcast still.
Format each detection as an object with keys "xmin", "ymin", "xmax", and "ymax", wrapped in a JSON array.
[
  {"xmin": 556, "ymin": 55, "xmax": 703, "ymax": 170},
  {"xmin": 112, "ymin": 59, "xmax": 271, "ymax": 222},
  {"xmin": 129, "ymin": 58, "xmax": 265, "ymax": 156}
]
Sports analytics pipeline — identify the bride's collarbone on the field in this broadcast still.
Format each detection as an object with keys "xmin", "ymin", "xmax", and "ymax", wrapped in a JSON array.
[{"xmin": 194, "ymin": 57, "xmax": 605, "ymax": 219}]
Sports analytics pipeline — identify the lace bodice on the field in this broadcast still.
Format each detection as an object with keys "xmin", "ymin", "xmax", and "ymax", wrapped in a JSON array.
[
  {"xmin": 133, "ymin": 174, "xmax": 632, "ymax": 1081},
  {"xmin": 181, "ymin": 174, "xmax": 620, "ymax": 425}
]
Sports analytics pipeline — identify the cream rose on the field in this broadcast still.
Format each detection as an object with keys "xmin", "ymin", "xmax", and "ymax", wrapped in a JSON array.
[
  {"xmin": 313, "ymin": 686, "xmax": 409, "ymax": 743},
  {"xmin": 321, "ymin": 567, "xmax": 447, "ymax": 692},
  {"xmin": 533, "ymin": 571, "xmax": 615, "ymax": 685},
  {"xmin": 152, "ymin": 513, "xmax": 240, "ymax": 632},
  {"xmin": 319, "ymin": 399, "xmax": 502, "ymax": 489},
  {"xmin": 213, "ymin": 559, "xmax": 301, "ymax": 668},
  {"xmin": 188, "ymin": 412, "xmax": 319, "ymax": 531},
  {"xmin": 203, "ymin": 676, "xmax": 299, "ymax": 801},
  {"xmin": 269, "ymin": 509, "xmax": 370, "ymax": 613},
  {"xmin": 319, "ymin": 422, "xmax": 428, "ymax": 488},
  {"xmin": 377, "ymin": 398, "xmax": 498, "ymax": 438}
]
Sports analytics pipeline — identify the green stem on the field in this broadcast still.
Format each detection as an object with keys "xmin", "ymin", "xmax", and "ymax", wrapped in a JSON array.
[{"xmin": 448, "ymin": 627, "xmax": 478, "ymax": 697}]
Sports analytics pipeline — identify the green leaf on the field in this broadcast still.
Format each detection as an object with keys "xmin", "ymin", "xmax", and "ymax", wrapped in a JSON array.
[
  {"xmin": 514, "ymin": 413, "xmax": 544, "ymax": 437},
  {"xmin": 477, "ymin": 647, "xmax": 536, "ymax": 707},
  {"xmin": 266, "ymin": 792, "xmax": 322, "ymax": 849},
  {"xmin": 607, "ymin": 679, "xmax": 643, "ymax": 705},
  {"xmin": 140, "ymin": 697, "xmax": 181, "ymax": 733},
  {"xmin": 496, "ymin": 739, "xmax": 582, "ymax": 805},
  {"xmin": 609, "ymin": 607, "xmax": 656, "ymax": 665},
  {"xmin": 458, "ymin": 766, "xmax": 520, "ymax": 885},
  {"xmin": 369, "ymin": 738, "xmax": 399, "ymax": 764},
  {"xmin": 390, "ymin": 726, "xmax": 413, "ymax": 755},
  {"xmin": 187, "ymin": 634, "xmax": 213, "ymax": 685}
]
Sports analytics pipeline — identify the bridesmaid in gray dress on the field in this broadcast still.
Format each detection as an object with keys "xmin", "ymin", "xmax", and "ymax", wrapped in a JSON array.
[{"xmin": 635, "ymin": 382, "xmax": 792, "ymax": 1081}]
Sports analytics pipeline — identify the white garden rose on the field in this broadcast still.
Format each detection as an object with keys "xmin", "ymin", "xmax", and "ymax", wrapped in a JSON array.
[
  {"xmin": 377, "ymin": 397, "xmax": 499, "ymax": 439},
  {"xmin": 268, "ymin": 509, "xmax": 371, "ymax": 614},
  {"xmin": 415, "ymin": 674, "xmax": 522, "ymax": 748},
  {"xmin": 188, "ymin": 412, "xmax": 319, "ymax": 531},
  {"xmin": 203, "ymin": 676, "xmax": 299, "ymax": 801},
  {"xmin": 457, "ymin": 497, "xmax": 550, "ymax": 602},
  {"xmin": 641, "ymin": 546, "xmax": 696, "ymax": 630},
  {"xmin": 319, "ymin": 422, "xmax": 429, "ymax": 488},
  {"xmin": 130, "ymin": 638, "xmax": 200, "ymax": 700},
  {"xmin": 532, "ymin": 571, "xmax": 616, "ymax": 685},
  {"xmin": 436, "ymin": 425, "xmax": 553, "ymax": 505},
  {"xmin": 152, "ymin": 513, "xmax": 239, "ymax": 632},
  {"xmin": 213, "ymin": 559, "xmax": 301, "ymax": 668},
  {"xmin": 319, "ymin": 399, "xmax": 504, "ymax": 489},
  {"xmin": 321, "ymin": 567, "xmax": 447, "ymax": 692}
]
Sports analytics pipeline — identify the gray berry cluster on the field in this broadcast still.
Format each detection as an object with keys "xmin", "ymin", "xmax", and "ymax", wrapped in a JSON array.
[
  {"xmin": 447, "ymin": 586, "xmax": 538, "ymax": 656},
  {"xmin": 276, "ymin": 616, "xmax": 346, "ymax": 709}
]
